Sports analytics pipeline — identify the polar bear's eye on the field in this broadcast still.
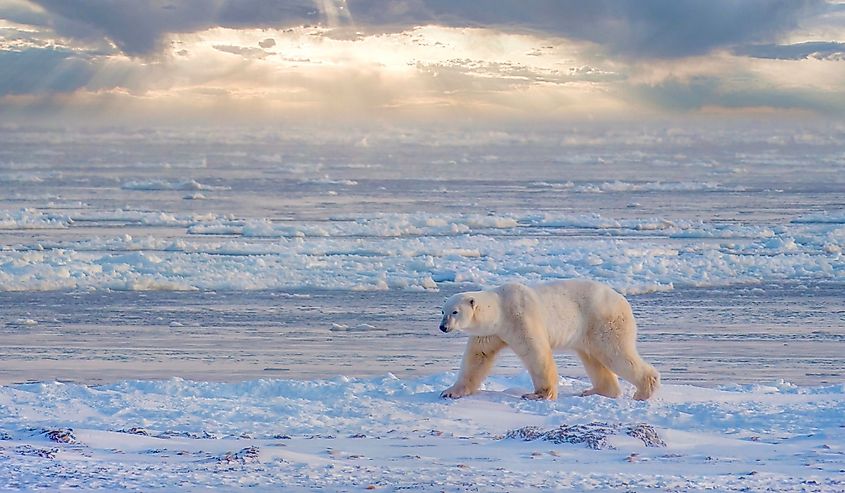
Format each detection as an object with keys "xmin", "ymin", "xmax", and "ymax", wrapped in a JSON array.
[{"xmin": 452, "ymin": 310, "xmax": 458, "ymax": 315}]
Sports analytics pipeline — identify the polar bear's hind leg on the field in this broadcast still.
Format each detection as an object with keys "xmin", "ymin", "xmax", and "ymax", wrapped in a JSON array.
[
  {"xmin": 577, "ymin": 350, "xmax": 622, "ymax": 398},
  {"xmin": 593, "ymin": 314, "xmax": 660, "ymax": 401}
]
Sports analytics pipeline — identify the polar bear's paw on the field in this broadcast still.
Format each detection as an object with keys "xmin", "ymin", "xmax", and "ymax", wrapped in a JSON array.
[
  {"xmin": 521, "ymin": 388, "xmax": 557, "ymax": 401},
  {"xmin": 633, "ymin": 371, "xmax": 660, "ymax": 401},
  {"xmin": 579, "ymin": 387, "xmax": 622, "ymax": 399},
  {"xmin": 440, "ymin": 385, "xmax": 473, "ymax": 399}
]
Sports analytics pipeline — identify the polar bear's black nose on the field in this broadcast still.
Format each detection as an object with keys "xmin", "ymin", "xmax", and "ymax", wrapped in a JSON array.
[{"xmin": 439, "ymin": 324, "xmax": 449, "ymax": 333}]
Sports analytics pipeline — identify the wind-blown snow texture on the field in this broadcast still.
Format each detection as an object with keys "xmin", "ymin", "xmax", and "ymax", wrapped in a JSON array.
[{"xmin": 1, "ymin": 374, "xmax": 844, "ymax": 491}]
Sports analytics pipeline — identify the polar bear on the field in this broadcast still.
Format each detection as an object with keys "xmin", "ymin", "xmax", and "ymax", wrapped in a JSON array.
[{"xmin": 438, "ymin": 279, "xmax": 659, "ymax": 401}]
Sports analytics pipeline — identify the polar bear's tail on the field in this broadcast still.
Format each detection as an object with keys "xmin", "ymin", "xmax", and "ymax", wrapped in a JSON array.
[{"xmin": 634, "ymin": 364, "xmax": 660, "ymax": 401}]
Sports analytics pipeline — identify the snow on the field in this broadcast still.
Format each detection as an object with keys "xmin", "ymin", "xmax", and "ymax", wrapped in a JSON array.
[
  {"xmin": 0, "ymin": 208, "xmax": 70, "ymax": 229},
  {"xmin": 121, "ymin": 179, "xmax": 230, "ymax": 191},
  {"xmin": 1, "ymin": 374, "xmax": 843, "ymax": 491},
  {"xmin": 0, "ymin": 210, "xmax": 841, "ymax": 293},
  {"xmin": 570, "ymin": 180, "xmax": 738, "ymax": 193}
]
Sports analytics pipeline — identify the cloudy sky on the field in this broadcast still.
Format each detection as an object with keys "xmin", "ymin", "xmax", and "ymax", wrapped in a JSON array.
[{"xmin": 1, "ymin": 0, "xmax": 844, "ymax": 125}]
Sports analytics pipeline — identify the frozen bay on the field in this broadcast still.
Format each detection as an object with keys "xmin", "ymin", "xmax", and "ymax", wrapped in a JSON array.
[{"xmin": 1, "ymin": 124, "xmax": 843, "ymax": 491}]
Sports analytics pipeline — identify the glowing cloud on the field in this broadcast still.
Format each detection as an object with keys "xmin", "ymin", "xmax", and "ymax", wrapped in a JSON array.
[{"xmin": 0, "ymin": 0, "xmax": 843, "ymax": 124}]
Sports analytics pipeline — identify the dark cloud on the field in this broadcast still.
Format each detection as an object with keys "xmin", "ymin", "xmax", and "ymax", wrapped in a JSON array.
[
  {"xmin": 734, "ymin": 41, "xmax": 845, "ymax": 60},
  {"xmin": 0, "ymin": 1, "xmax": 52, "ymax": 28},
  {"xmin": 15, "ymin": 0, "xmax": 835, "ymax": 58},
  {"xmin": 0, "ymin": 48, "xmax": 95, "ymax": 95},
  {"xmin": 27, "ymin": 0, "xmax": 320, "ymax": 56},
  {"xmin": 348, "ymin": 0, "xmax": 828, "ymax": 58},
  {"xmin": 632, "ymin": 76, "xmax": 845, "ymax": 115}
]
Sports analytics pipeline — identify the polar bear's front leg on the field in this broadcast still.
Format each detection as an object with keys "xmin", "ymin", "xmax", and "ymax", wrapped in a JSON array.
[
  {"xmin": 509, "ymin": 332, "xmax": 559, "ymax": 400},
  {"xmin": 441, "ymin": 336, "xmax": 506, "ymax": 399}
]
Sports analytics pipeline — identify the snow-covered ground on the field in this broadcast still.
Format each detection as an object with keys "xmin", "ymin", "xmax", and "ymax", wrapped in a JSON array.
[
  {"xmin": 1, "ymin": 374, "xmax": 844, "ymax": 491},
  {"xmin": 1, "ymin": 124, "xmax": 843, "ymax": 490}
]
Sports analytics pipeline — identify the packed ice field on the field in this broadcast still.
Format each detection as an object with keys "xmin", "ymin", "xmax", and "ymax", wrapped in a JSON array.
[
  {"xmin": 1, "ymin": 127, "xmax": 842, "ymax": 294},
  {"xmin": 0, "ymin": 124, "xmax": 843, "ymax": 491}
]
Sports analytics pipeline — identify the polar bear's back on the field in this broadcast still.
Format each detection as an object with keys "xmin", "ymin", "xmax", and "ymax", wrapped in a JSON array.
[
  {"xmin": 529, "ymin": 279, "xmax": 634, "ymax": 347},
  {"xmin": 537, "ymin": 278, "xmax": 631, "ymax": 314}
]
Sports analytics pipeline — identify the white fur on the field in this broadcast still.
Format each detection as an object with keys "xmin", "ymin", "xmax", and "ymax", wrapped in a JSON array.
[{"xmin": 439, "ymin": 279, "xmax": 660, "ymax": 401}]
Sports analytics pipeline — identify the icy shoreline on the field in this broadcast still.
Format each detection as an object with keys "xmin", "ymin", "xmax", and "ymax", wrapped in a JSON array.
[{"xmin": 2, "ymin": 283, "xmax": 843, "ymax": 388}]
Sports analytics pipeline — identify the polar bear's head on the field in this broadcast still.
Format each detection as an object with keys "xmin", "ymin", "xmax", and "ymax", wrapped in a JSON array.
[{"xmin": 439, "ymin": 293, "xmax": 478, "ymax": 334}]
